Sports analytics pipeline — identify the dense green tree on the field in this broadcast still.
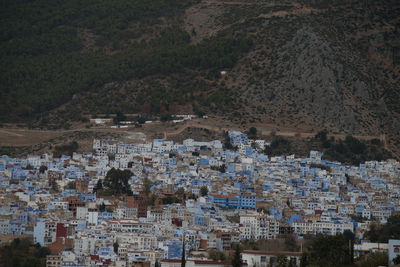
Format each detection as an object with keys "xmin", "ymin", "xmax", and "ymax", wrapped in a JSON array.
[
  {"xmin": 39, "ymin": 166, "xmax": 48, "ymax": 174},
  {"xmin": 364, "ymin": 215, "xmax": 400, "ymax": 242},
  {"xmin": 248, "ymin": 127, "xmax": 257, "ymax": 139},
  {"xmin": 113, "ymin": 241, "xmax": 119, "ymax": 254},
  {"xmin": 276, "ymin": 255, "xmax": 288, "ymax": 267},
  {"xmin": 345, "ymin": 135, "xmax": 366, "ymax": 154},
  {"xmin": 162, "ymin": 196, "xmax": 180, "ymax": 204},
  {"xmin": 113, "ymin": 111, "xmax": 127, "ymax": 124},
  {"xmin": 160, "ymin": 113, "xmax": 172, "ymax": 122},
  {"xmin": 393, "ymin": 255, "xmax": 400, "ymax": 265},
  {"xmin": 148, "ymin": 194, "xmax": 157, "ymax": 206},
  {"xmin": 54, "ymin": 141, "xmax": 79, "ymax": 157},
  {"xmin": 94, "ymin": 179, "xmax": 103, "ymax": 193},
  {"xmin": 66, "ymin": 181, "xmax": 76, "ymax": 190},
  {"xmin": 321, "ymin": 134, "xmax": 391, "ymax": 165},
  {"xmin": 137, "ymin": 117, "xmax": 146, "ymax": 124},
  {"xmin": 287, "ymin": 257, "xmax": 296, "ymax": 267},
  {"xmin": 315, "ymin": 130, "xmax": 328, "ymax": 141},
  {"xmin": 34, "ymin": 247, "xmax": 50, "ymax": 258},
  {"xmin": 200, "ymin": 186, "xmax": 208, "ymax": 196},
  {"xmin": 364, "ymin": 222, "xmax": 381, "ymax": 242},
  {"xmin": 0, "ymin": 238, "xmax": 49, "ymax": 267},
  {"xmin": 300, "ymin": 252, "xmax": 309, "ymax": 267},
  {"xmin": 223, "ymin": 131, "xmax": 233, "ymax": 150},
  {"xmin": 209, "ymin": 251, "xmax": 226, "ymax": 261},
  {"xmin": 359, "ymin": 251, "xmax": 388, "ymax": 267},
  {"xmin": 99, "ymin": 202, "xmax": 106, "ymax": 212},
  {"xmin": 378, "ymin": 214, "xmax": 400, "ymax": 242},
  {"xmin": 219, "ymin": 164, "xmax": 226, "ymax": 173},
  {"xmin": 307, "ymin": 233, "xmax": 352, "ymax": 267},
  {"xmin": 103, "ymin": 168, "xmax": 133, "ymax": 195},
  {"xmin": 264, "ymin": 135, "xmax": 292, "ymax": 156}
]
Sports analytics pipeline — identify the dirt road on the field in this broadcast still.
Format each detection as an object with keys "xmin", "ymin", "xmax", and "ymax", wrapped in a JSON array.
[
  {"xmin": 163, "ymin": 120, "xmax": 385, "ymax": 144},
  {"xmin": 0, "ymin": 119, "xmax": 388, "ymax": 154},
  {"xmin": 0, "ymin": 127, "xmax": 144, "ymax": 147}
]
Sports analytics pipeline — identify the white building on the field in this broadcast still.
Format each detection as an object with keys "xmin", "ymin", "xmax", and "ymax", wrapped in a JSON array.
[
  {"xmin": 389, "ymin": 239, "xmax": 400, "ymax": 266},
  {"xmin": 241, "ymin": 250, "xmax": 301, "ymax": 267},
  {"xmin": 240, "ymin": 213, "xmax": 279, "ymax": 240}
]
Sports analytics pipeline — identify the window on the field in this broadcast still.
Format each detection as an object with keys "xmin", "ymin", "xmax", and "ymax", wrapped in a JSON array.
[{"xmin": 261, "ymin": 256, "xmax": 266, "ymax": 262}]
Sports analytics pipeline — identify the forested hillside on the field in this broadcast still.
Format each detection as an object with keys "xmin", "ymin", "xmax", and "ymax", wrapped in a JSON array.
[
  {"xmin": 1, "ymin": 0, "xmax": 253, "ymax": 122},
  {"xmin": 1, "ymin": 0, "xmax": 399, "ymax": 156}
]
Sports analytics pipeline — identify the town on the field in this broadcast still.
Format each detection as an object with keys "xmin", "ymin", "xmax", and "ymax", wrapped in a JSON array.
[{"xmin": 0, "ymin": 131, "xmax": 399, "ymax": 266}]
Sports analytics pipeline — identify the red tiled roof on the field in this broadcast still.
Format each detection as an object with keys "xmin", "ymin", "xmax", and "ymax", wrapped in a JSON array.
[
  {"xmin": 11, "ymin": 189, "xmax": 24, "ymax": 193},
  {"xmin": 314, "ymin": 210, "xmax": 323, "ymax": 215}
]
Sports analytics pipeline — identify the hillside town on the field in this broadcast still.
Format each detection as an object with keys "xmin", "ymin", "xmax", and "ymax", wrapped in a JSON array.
[{"xmin": 0, "ymin": 131, "xmax": 400, "ymax": 266}]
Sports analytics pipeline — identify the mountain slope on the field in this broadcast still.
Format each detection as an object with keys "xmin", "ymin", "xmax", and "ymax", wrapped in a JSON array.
[{"xmin": 1, "ymin": 0, "xmax": 399, "ymax": 156}]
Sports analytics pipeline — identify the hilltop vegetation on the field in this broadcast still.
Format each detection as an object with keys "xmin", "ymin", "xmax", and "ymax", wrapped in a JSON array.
[
  {"xmin": 1, "ymin": 0, "xmax": 399, "ymax": 157},
  {"xmin": 263, "ymin": 131, "xmax": 392, "ymax": 165},
  {"xmin": 1, "ymin": 0, "xmax": 251, "ymax": 123},
  {"xmin": 0, "ymin": 238, "xmax": 50, "ymax": 267}
]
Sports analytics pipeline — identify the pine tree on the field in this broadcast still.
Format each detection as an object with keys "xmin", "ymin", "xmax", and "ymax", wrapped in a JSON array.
[
  {"xmin": 181, "ymin": 236, "xmax": 186, "ymax": 267},
  {"xmin": 113, "ymin": 241, "xmax": 119, "ymax": 254},
  {"xmin": 300, "ymin": 252, "xmax": 309, "ymax": 267},
  {"xmin": 232, "ymin": 245, "xmax": 242, "ymax": 267},
  {"xmin": 99, "ymin": 202, "xmax": 106, "ymax": 212}
]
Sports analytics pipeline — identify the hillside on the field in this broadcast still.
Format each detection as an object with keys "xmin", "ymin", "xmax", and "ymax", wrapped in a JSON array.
[{"xmin": 1, "ymin": 0, "xmax": 399, "ymax": 157}]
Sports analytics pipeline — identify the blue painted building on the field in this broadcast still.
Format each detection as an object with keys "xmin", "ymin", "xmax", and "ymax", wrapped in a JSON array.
[
  {"xmin": 98, "ymin": 211, "xmax": 113, "ymax": 223},
  {"xmin": 239, "ymin": 194, "xmax": 256, "ymax": 209},
  {"xmin": 33, "ymin": 221, "xmax": 45, "ymax": 246},
  {"xmin": 210, "ymin": 193, "xmax": 256, "ymax": 209},
  {"xmin": 228, "ymin": 131, "xmax": 248, "ymax": 145},
  {"xmin": 194, "ymin": 214, "xmax": 205, "ymax": 226},
  {"xmin": 166, "ymin": 240, "xmax": 182, "ymax": 259}
]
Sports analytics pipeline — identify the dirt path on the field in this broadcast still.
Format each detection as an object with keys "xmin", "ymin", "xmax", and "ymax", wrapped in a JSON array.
[
  {"xmin": 0, "ymin": 129, "xmax": 24, "ymax": 137},
  {"xmin": 163, "ymin": 121, "xmax": 233, "ymax": 139},
  {"xmin": 202, "ymin": 0, "xmax": 255, "ymax": 5},
  {"xmin": 0, "ymin": 120, "xmax": 387, "ymax": 155},
  {"xmin": 163, "ymin": 120, "xmax": 385, "ymax": 143},
  {"xmin": 0, "ymin": 127, "xmax": 138, "ymax": 147}
]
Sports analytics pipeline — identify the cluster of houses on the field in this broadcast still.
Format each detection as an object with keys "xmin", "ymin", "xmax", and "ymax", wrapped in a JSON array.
[{"xmin": 0, "ymin": 130, "xmax": 399, "ymax": 266}]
